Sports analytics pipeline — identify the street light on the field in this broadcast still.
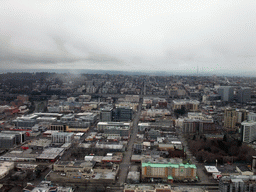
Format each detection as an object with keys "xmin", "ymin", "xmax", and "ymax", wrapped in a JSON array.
[{"xmin": 216, "ymin": 159, "xmax": 218, "ymax": 167}]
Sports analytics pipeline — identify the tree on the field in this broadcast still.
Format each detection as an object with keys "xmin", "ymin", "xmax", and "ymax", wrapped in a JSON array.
[
  {"xmin": 223, "ymin": 134, "xmax": 227, "ymax": 142},
  {"xmin": 174, "ymin": 106, "xmax": 186, "ymax": 118}
]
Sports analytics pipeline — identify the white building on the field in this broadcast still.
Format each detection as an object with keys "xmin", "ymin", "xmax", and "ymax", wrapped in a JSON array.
[
  {"xmin": 51, "ymin": 132, "xmax": 74, "ymax": 143},
  {"xmin": 0, "ymin": 162, "xmax": 14, "ymax": 179},
  {"xmin": 241, "ymin": 121, "xmax": 256, "ymax": 143},
  {"xmin": 248, "ymin": 112, "xmax": 256, "ymax": 121}
]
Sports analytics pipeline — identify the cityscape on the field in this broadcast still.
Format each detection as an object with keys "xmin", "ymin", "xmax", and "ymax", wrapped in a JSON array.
[
  {"xmin": 1, "ymin": 0, "xmax": 256, "ymax": 192},
  {"xmin": 0, "ymin": 72, "xmax": 255, "ymax": 191}
]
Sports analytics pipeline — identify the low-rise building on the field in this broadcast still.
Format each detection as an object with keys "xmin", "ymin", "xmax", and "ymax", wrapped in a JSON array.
[
  {"xmin": 51, "ymin": 132, "xmax": 74, "ymax": 143},
  {"xmin": 219, "ymin": 175, "xmax": 256, "ymax": 192},
  {"xmin": 124, "ymin": 184, "xmax": 172, "ymax": 192},
  {"xmin": 0, "ymin": 161, "xmax": 14, "ymax": 179},
  {"xmin": 97, "ymin": 122, "xmax": 131, "ymax": 131},
  {"xmin": 141, "ymin": 157, "xmax": 197, "ymax": 183}
]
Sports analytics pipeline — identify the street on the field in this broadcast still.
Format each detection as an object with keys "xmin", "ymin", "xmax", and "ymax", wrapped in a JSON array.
[{"xmin": 117, "ymin": 99, "xmax": 142, "ymax": 185}]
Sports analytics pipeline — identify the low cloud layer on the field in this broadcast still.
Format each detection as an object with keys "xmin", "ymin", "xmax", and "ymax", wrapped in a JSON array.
[{"xmin": 0, "ymin": 0, "xmax": 255, "ymax": 73}]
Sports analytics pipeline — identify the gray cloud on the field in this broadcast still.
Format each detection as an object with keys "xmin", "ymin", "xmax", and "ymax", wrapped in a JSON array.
[{"xmin": 0, "ymin": 0, "xmax": 255, "ymax": 73}]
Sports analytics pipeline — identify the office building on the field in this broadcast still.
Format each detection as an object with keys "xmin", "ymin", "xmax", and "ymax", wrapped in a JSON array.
[
  {"xmin": 218, "ymin": 86, "xmax": 234, "ymax": 102},
  {"xmin": 100, "ymin": 107, "xmax": 113, "ymax": 122},
  {"xmin": 237, "ymin": 87, "xmax": 251, "ymax": 103},
  {"xmin": 113, "ymin": 107, "xmax": 133, "ymax": 122}
]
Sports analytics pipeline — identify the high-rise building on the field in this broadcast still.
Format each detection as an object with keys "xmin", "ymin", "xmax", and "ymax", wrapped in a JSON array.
[
  {"xmin": 100, "ymin": 107, "xmax": 113, "ymax": 122},
  {"xmin": 224, "ymin": 108, "xmax": 237, "ymax": 130},
  {"xmin": 112, "ymin": 107, "xmax": 133, "ymax": 122},
  {"xmin": 237, "ymin": 87, "xmax": 251, "ymax": 103},
  {"xmin": 241, "ymin": 120, "xmax": 256, "ymax": 143},
  {"xmin": 236, "ymin": 109, "xmax": 248, "ymax": 123},
  {"xmin": 218, "ymin": 86, "xmax": 234, "ymax": 102}
]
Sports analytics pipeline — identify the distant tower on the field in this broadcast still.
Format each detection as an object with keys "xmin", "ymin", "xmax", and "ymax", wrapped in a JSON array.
[{"xmin": 197, "ymin": 65, "xmax": 199, "ymax": 76}]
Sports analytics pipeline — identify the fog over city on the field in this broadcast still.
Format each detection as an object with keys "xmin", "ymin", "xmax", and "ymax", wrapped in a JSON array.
[{"xmin": 0, "ymin": 0, "xmax": 255, "ymax": 74}]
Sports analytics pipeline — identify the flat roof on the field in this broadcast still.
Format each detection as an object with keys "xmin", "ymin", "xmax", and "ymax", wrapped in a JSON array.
[
  {"xmin": 205, "ymin": 166, "xmax": 219, "ymax": 173},
  {"xmin": 97, "ymin": 122, "xmax": 130, "ymax": 125},
  {"xmin": 142, "ymin": 162, "xmax": 196, "ymax": 169}
]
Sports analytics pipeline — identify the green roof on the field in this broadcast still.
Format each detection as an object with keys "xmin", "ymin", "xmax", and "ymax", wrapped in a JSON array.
[{"xmin": 142, "ymin": 162, "xmax": 196, "ymax": 169}]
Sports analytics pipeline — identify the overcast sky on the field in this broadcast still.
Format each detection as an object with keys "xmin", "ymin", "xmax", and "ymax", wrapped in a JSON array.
[{"xmin": 0, "ymin": 0, "xmax": 255, "ymax": 74}]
